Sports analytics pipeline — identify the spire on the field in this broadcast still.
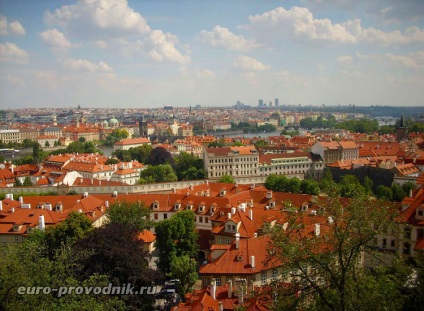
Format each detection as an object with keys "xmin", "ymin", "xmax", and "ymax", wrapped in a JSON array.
[{"xmin": 399, "ymin": 113, "xmax": 406, "ymax": 128}]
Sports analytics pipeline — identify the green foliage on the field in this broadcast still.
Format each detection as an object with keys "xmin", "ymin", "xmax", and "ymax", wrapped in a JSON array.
[
  {"xmin": 391, "ymin": 183, "xmax": 407, "ymax": 202},
  {"xmin": 104, "ymin": 129, "xmax": 129, "ymax": 146},
  {"xmin": 299, "ymin": 114, "xmax": 336, "ymax": 129},
  {"xmin": 74, "ymin": 223, "xmax": 162, "ymax": 310},
  {"xmin": 139, "ymin": 164, "xmax": 177, "ymax": 183},
  {"xmin": 32, "ymin": 143, "xmax": 47, "ymax": 164},
  {"xmin": 155, "ymin": 210, "xmax": 199, "ymax": 274},
  {"xmin": 408, "ymin": 122, "xmax": 424, "ymax": 133},
  {"xmin": 257, "ymin": 123, "xmax": 277, "ymax": 132},
  {"xmin": 319, "ymin": 169, "xmax": 334, "ymax": 193},
  {"xmin": 339, "ymin": 175, "xmax": 363, "ymax": 198},
  {"xmin": 265, "ymin": 174, "xmax": 320, "ymax": 195},
  {"xmin": 65, "ymin": 141, "xmax": 99, "ymax": 154},
  {"xmin": 208, "ymin": 139, "xmax": 226, "ymax": 147},
  {"xmin": 104, "ymin": 158, "xmax": 120, "ymax": 165},
  {"xmin": 254, "ymin": 139, "xmax": 268, "ymax": 148},
  {"xmin": 113, "ymin": 144, "xmax": 152, "ymax": 164},
  {"xmin": 105, "ymin": 201, "xmax": 154, "ymax": 231},
  {"xmin": 42, "ymin": 212, "xmax": 93, "ymax": 259},
  {"xmin": 300, "ymin": 179, "xmax": 320, "ymax": 195},
  {"xmin": 379, "ymin": 125, "xmax": 395, "ymax": 134},
  {"xmin": 280, "ymin": 129, "xmax": 300, "ymax": 136},
  {"xmin": 376, "ymin": 185, "xmax": 393, "ymax": 201},
  {"xmin": 402, "ymin": 181, "xmax": 416, "ymax": 195},
  {"xmin": 336, "ymin": 118, "xmax": 379, "ymax": 134},
  {"xmin": 218, "ymin": 174, "xmax": 235, "ymax": 183},
  {"xmin": 174, "ymin": 152, "xmax": 205, "ymax": 181},
  {"xmin": 168, "ymin": 255, "xmax": 198, "ymax": 295},
  {"xmin": 148, "ymin": 147, "xmax": 174, "ymax": 166},
  {"xmin": 270, "ymin": 192, "xmax": 402, "ymax": 311}
]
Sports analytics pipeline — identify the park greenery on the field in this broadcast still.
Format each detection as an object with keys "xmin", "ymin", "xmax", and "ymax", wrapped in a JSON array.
[
  {"xmin": 264, "ymin": 170, "xmax": 416, "ymax": 202},
  {"xmin": 299, "ymin": 115, "xmax": 380, "ymax": 134},
  {"xmin": 231, "ymin": 122, "xmax": 277, "ymax": 133},
  {"xmin": 269, "ymin": 188, "xmax": 424, "ymax": 311}
]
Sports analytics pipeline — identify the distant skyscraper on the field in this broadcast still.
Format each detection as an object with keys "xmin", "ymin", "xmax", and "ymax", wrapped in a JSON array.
[
  {"xmin": 269, "ymin": 101, "xmax": 272, "ymax": 107},
  {"xmin": 237, "ymin": 101, "xmax": 241, "ymax": 110},
  {"xmin": 275, "ymin": 98, "xmax": 279, "ymax": 107},
  {"xmin": 259, "ymin": 99, "xmax": 264, "ymax": 106}
]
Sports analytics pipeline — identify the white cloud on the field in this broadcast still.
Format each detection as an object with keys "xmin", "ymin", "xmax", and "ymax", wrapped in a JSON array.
[
  {"xmin": 44, "ymin": 0, "xmax": 150, "ymax": 35},
  {"xmin": 386, "ymin": 51, "xmax": 424, "ymax": 70},
  {"xmin": 63, "ymin": 58, "xmax": 113, "ymax": 72},
  {"xmin": 43, "ymin": 0, "xmax": 189, "ymax": 64},
  {"xmin": 0, "ymin": 15, "xmax": 26, "ymax": 36},
  {"xmin": 234, "ymin": 55, "xmax": 269, "ymax": 71},
  {"xmin": 144, "ymin": 30, "xmax": 190, "ymax": 64},
  {"xmin": 246, "ymin": 6, "xmax": 424, "ymax": 45},
  {"xmin": 197, "ymin": 69, "xmax": 216, "ymax": 79},
  {"xmin": 2, "ymin": 74, "xmax": 25, "ymax": 87},
  {"xmin": 337, "ymin": 55, "xmax": 353, "ymax": 63},
  {"xmin": 0, "ymin": 43, "xmax": 29, "ymax": 64},
  {"xmin": 198, "ymin": 25, "xmax": 258, "ymax": 50},
  {"xmin": 95, "ymin": 40, "xmax": 108, "ymax": 49},
  {"xmin": 247, "ymin": 6, "xmax": 356, "ymax": 43},
  {"xmin": 39, "ymin": 29, "xmax": 73, "ymax": 52}
]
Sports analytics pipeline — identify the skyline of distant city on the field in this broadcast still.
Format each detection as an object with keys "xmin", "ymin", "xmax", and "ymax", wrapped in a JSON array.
[{"xmin": 1, "ymin": 0, "xmax": 423, "ymax": 109}]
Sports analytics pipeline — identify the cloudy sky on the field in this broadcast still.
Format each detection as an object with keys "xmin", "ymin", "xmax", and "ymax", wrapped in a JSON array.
[{"xmin": 0, "ymin": 0, "xmax": 423, "ymax": 109}]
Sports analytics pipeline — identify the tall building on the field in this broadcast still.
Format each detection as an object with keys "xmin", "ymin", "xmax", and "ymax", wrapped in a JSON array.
[
  {"xmin": 139, "ymin": 115, "xmax": 148, "ymax": 137},
  {"xmin": 396, "ymin": 114, "xmax": 408, "ymax": 142},
  {"xmin": 275, "ymin": 98, "xmax": 279, "ymax": 107},
  {"xmin": 258, "ymin": 99, "xmax": 264, "ymax": 107}
]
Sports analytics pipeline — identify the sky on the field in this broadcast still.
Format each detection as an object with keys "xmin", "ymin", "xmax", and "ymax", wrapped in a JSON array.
[{"xmin": 0, "ymin": 0, "xmax": 423, "ymax": 109}]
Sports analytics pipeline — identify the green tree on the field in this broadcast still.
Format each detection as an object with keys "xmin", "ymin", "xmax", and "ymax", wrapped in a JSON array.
[
  {"xmin": 270, "ymin": 192, "xmax": 402, "ymax": 311},
  {"xmin": 376, "ymin": 185, "xmax": 393, "ymax": 201},
  {"xmin": 391, "ymin": 183, "xmax": 407, "ymax": 202},
  {"xmin": 42, "ymin": 212, "xmax": 93, "ymax": 259},
  {"xmin": 288, "ymin": 177, "xmax": 301, "ymax": 194},
  {"xmin": 139, "ymin": 164, "xmax": 177, "ymax": 183},
  {"xmin": 155, "ymin": 210, "xmax": 199, "ymax": 274},
  {"xmin": 104, "ymin": 129, "xmax": 129, "ymax": 146},
  {"xmin": 148, "ymin": 147, "xmax": 174, "ymax": 166},
  {"xmin": 105, "ymin": 158, "xmax": 120, "ymax": 165},
  {"xmin": 363, "ymin": 176, "xmax": 374, "ymax": 195},
  {"xmin": 32, "ymin": 142, "xmax": 47, "ymax": 164},
  {"xmin": 339, "ymin": 175, "xmax": 363, "ymax": 198},
  {"xmin": 168, "ymin": 255, "xmax": 198, "ymax": 296},
  {"xmin": 105, "ymin": 201, "xmax": 154, "ymax": 231},
  {"xmin": 319, "ymin": 169, "xmax": 334, "ymax": 193},
  {"xmin": 300, "ymin": 179, "xmax": 320, "ymax": 195},
  {"xmin": 22, "ymin": 176, "xmax": 32, "ymax": 186},
  {"xmin": 402, "ymin": 181, "xmax": 416, "ymax": 196},
  {"xmin": 208, "ymin": 139, "xmax": 226, "ymax": 148},
  {"xmin": 44, "ymin": 141, "xmax": 50, "ymax": 147},
  {"xmin": 218, "ymin": 174, "xmax": 235, "ymax": 183},
  {"xmin": 174, "ymin": 152, "xmax": 205, "ymax": 181},
  {"xmin": 254, "ymin": 139, "xmax": 268, "ymax": 148}
]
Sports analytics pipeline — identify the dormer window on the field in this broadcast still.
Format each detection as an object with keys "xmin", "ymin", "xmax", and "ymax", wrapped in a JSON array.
[
  {"xmin": 198, "ymin": 204, "xmax": 205, "ymax": 212},
  {"xmin": 219, "ymin": 189, "xmax": 227, "ymax": 197},
  {"xmin": 174, "ymin": 203, "xmax": 181, "ymax": 210},
  {"xmin": 269, "ymin": 200, "xmax": 276, "ymax": 208},
  {"xmin": 416, "ymin": 207, "xmax": 424, "ymax": 220},
  {"xmin": 210, "ymin": 206, "xmax": 216, "ymax": 214},
  {"xmin": 152, "ymin": 201, "xmax": 159, "ymax": 209},
  {"xmin": 236, "ymin": 254, "xmax": 243, "ymax": 261},
  {"xmin": 13, "ymin": 224, "xmax": 22, "ymax": 232},
  {"xmin": 301, "ymin": 203, "xmax": 308, "ymax": 212}
]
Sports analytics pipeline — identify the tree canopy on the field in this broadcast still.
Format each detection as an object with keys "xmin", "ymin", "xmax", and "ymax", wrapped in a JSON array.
[
  {"xmin": 105, "ymin": 201, "xmax": 154, "ymax": 231},
  {"xmin": 139, "ymin": 164, "xmax": 178, "ymax": 183},
  {"xmin": 155, "ymin": 210, "xmax": 199, "ymax": 274}
]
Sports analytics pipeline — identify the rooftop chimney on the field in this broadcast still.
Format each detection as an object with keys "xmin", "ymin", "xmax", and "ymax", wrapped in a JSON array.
[
  {"xmin": 235, "ymin": 233, "xmax": 240, "ymax": 250},
  {"xmin": 249, "ymin": 209, "xmax": 253, "ymax": 220},
  {"xmin": 0, "ymin": 201, "xmax": 2, "ymax": 211},
  {"xmin": 211, "ymin": 281, "xmax": 216, "ymax": 300},
  {"xmin": 314, "ymin": 223, "xmax": 321, "ymax": 236},
  {"xmin": 231, "ymin": 207, "xmax": 236, "ymax": 215},
  {"xmin": 38, "ymin": 215, "xmax": 45, "ymax": 231},
  {"xmin": 227, "ymin": 280, "xmax": 232, "ymax": 298},
  {"xmin": 409, "ymin": 189, "xmax": 413, "ymax": 198},
  {"xmin": 219, "ymin": 302, "xmax": 223, "ymax": 311},
  {"xmin": 266, "ymin": 191, "xmax": 273, "ymax": 199},
  {"xmin": 105, "ymin": 200, "xmax": 109, "ymax": 208},
  {"xmin": 19, "ymin": 196, "xmax": 23, "ymax": 204},
  {"xmin": 228, "ymin": 212, "xmax": 231, "ymax": 219},
  {"xmin": 250, "ymin": 256, "xmax": 255, "ymax": 269}
]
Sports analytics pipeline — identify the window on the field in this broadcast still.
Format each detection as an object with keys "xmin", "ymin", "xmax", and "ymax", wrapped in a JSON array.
[
  {"xmin": 261, "ymin": 272, "xmax": 267, "ymax": 285},
  {"xmin": 199, "ymin": 217, "xmax": 203, "ymax": 223},
  {"xmin": 272, "ymin": 270, "xmax": 278, "ymax": 281},
  {"xmin": 391, "ymin": 240, "xmax": 395, "ymax": 247},
  {"xmin": 225, "ymin": 238, "xmax": 230, "ymax": 245},
  {"xmin": 403, "ymin": 243, "xmax": 410, "ymax": 255},
  {"xmin": 218, "ymin": 237, "xmax": 222, "ymax": 244},
  {"xmin": 163, "ymin": 214, "xmax": 168, "ymax": 219},
  {"xmin": 14, "ymin": 236, "xmax": 19, "ymax": 243},
  {"xmin": 214, "ymin": 278, "xmax": 221, "ymax": 286},
  {"xmin": 382, "ymin": 239, "xmax": 387, "ymax": 248},
  {"xmin": 1, "ymin": 237, "xmax": 6, "ymax": 243},
  {"xmin": 154, "ymin": 213, "xmax": 158, "ymax": 220}
]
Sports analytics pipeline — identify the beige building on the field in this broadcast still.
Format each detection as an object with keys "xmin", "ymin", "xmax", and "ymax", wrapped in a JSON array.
[{"xmin": 203, "ymin": 146, "xmax": 259, "ymax": 178}]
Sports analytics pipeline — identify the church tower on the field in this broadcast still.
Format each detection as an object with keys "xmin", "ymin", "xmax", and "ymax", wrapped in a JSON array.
[
  {"xmin": 139, "ymin": 115, "xmax": 148, "ymax": 137},
  {"xmin": 396, "ymin": 114, "xmax": 407, "ymax": 142}
]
